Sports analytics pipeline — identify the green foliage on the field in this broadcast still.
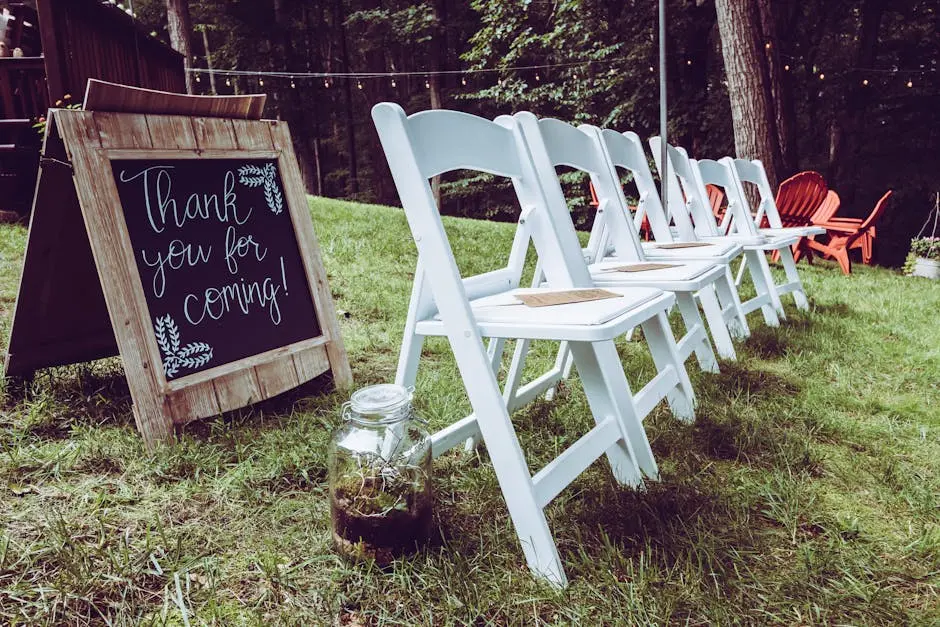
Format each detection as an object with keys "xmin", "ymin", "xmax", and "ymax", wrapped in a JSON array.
[
  {"xmin": 909, "ymin": 237, "xmax": 940, "ymax": 261},
  {"xmin": 125, "ymin": 0, "xmax": 938, "ymax": 263}
]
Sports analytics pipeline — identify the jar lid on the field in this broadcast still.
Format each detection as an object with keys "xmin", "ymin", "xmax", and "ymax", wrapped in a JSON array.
[{"xmin": 349, "ymin": 384, "xmax": 413, "ymax": 416}]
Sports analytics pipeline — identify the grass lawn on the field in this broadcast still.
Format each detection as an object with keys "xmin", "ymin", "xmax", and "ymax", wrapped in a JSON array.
[{"xmin": 1, "ymin": 197, "xmax": 938, "ymax": 625}]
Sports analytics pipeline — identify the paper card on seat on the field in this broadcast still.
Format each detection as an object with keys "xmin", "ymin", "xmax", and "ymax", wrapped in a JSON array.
[
  {"xmin": 517, "ymin": 289, "xmax": 621, "ymax": 308},
  {"xmin": 599, "ymin": 262, "xmax": 679, "ymax": 273},
  {"xmin": 654, "ymin": 242, "xmax": 714, "ymax": 249}
]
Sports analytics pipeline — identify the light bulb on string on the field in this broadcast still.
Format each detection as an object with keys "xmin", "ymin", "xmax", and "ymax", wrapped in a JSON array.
[
  {"xmin": 425, "ymin": 78, "xmax": 430, "ymax": 89},
  {"xmin": 225, "ymin": 77, "xmax": 231, "ymax": 87},
  {"xmin": 291, "ymin": 77, "xmax": 296, "ymax": 89},
  {"xmin": 862, "ymin": 78, "xmax": 869, "ymax": 86},
  {"xmin": 818, "ymin": 73, "xmax": 824, "ymax": 80},
  {"xmin": 324, "ymin": 78, "xmax": 330, "ymax": 88},
  {"xmin": 195, "ymin": 74, "xmax": 201, "ymax": 83},
  {"xmin": 391, "ymin": 78, "xmax": 397, "ymax": 88},
  {"xmin": 259, "ymin": 77, "xmax": 264, "ymax": 87},
  {"xmin": 649, "ymin": 66, "xmax": 654, "ymax": 73},
  {"xmin": 907, "ymin": 79, "xmax": 913, "ymax": 88},
  {"xmin": 765, "ymin": 42, "xmax": 772, "ymax": 50},
  {"xmin": 784, "ymin": 64, "xmax": 790, "ymax": 71},
  {"xmin": 357, "ymin": 80, "xmax": 363, "ymax": 90},
  {"xmin": 534, "ymin": 72, "xmax": 540, "ymax": 82},
  {"xmin": 686, "ymin": 59, "xmax": 692, "ymax": 66},
  {"xmin": 461, "ymin": 76, "xmax": 467, "ymax": 86}
]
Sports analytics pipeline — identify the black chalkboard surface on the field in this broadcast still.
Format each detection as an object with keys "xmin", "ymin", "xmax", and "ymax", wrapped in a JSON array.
[{"xmin": 111, "ymin": 158, "xmax": 321, "ymax": 380}]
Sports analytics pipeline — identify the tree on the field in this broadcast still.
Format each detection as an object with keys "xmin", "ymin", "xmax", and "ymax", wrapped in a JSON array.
[
  {"xmin": 714, "ymin": 0, "xmax": 781, "ymax": 188},
  {"xmin": 166, "ymin": 0, "xmax": 195, "ymax": 94}
]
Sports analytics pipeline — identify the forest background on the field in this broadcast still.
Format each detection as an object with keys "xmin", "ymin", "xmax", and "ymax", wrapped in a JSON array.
[{"xmin": 138, "ymin": 0, "xmax": 938, "ymax": 267}]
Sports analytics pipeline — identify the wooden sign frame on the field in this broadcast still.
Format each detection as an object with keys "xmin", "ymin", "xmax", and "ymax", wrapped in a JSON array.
[{"xmin": 4, "ymin": 107, "xmax": 351, "ymax": 445}]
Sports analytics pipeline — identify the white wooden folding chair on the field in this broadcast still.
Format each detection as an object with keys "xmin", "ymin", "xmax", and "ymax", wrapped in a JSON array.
[
  {"xmin": 648, "ymin": 138, "xmax": 790, "ymax": 325},
  {"xmin": 507, "ymin": 114, "xmax": 733, "ymax": 371},
  {"xmin": 372, "ymin": 102, "xmax": 695, "ymax": 587},
  {"xmin": 692, "ymin": 157, "xmax": 810, "ymax": 314},
  {"xmin": 588, "ymin": 127, "xmax": 751, "ymax": 347},
  {"xmin": 730, "ymin": 159, "xmax": 827, "ymax": 240}
]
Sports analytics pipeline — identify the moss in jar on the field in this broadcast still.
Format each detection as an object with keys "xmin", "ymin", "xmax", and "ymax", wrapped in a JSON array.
[{"xmin": 330, "ymin": 451, "xmax": 432, "ymax": 565}]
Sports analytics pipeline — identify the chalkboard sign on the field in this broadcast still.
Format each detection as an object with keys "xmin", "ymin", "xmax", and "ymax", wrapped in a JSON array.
[
  {"xmin": 4, "ymin": 99, "xmax": 351, "ymax": 447},
  {"xmin": 111, "ymin": 158, "xmax": 321, "ymax": 380}
]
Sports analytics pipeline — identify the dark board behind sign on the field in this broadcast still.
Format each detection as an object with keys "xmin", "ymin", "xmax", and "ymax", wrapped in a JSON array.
[{"xmin": 111, "ymin": 158, "xmax": 321, "ymax": 380}]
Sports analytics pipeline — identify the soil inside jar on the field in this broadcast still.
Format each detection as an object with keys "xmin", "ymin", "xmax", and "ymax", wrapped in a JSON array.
[{"xmin": 331, "ymin": 475, "xmax": 432, "ymax": 565}]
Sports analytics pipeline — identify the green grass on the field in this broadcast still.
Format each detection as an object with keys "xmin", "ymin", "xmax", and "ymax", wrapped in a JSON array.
[{"xmin": 1, "ymin": 197, "xmax": 938, "ymax": 625}]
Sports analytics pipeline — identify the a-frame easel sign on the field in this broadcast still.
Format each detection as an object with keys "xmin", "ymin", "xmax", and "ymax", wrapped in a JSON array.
[{"xmin": 3, "ymin": 81, "xmax": 351, "ymax": 446}]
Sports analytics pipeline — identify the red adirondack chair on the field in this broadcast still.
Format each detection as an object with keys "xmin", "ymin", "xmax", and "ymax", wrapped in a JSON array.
[
  {"xmin": 805, "ymin": 190, "xmax": 893, "ymax": 274},
  {"xmin": 791, "ymin": 190, "xmax": 841, "ymax": 263},
  {"xmin": 774, "ymin": 171, "xmax": 828, "ymax": 227}
]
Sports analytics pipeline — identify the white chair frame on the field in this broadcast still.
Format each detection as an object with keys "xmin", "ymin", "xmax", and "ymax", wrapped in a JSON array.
[
  {"xmin": 692, "ymin": 156, "xmax": 810, "ymax": 314},
  {"xmin": 373, "ymin": 103, "xmax": 695, "ymax": 587}
]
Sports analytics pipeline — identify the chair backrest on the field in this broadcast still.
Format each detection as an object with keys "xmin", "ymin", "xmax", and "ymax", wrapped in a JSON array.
[
  {"xmin": 599, "ymin": 130, "xmax": 691, "ymax": 243},
  {"xmin": 860, "ymin": 190, "xmax": 893, "ymax": 231},
  {"xmin": 693, "ymin": 157, "xmax": 761, "ymax": 237},
  {"xmin": 650, "ymin": 137, "xmax": 725, "ymax": 238},
  {"xmin": 732, "ymin": 159, "xmax": 783, "ymax": 229},
  {"xmin": 648, "ymin": 136, "xmax": 687, "ymax": 227},
  {"xmin": 774, "ymin": 171, "xmax": 828, "ymax": 227},
  {"xmin": 372, "ymin": 104, "xmax": 595, "ymax": 320},
  {"xmin": 508, "ymin": 115, "xmax": 651, "ymax": 265},
  {"xmin": 811, "ymin": 190, "xmax": 841, "ymax": 223}
]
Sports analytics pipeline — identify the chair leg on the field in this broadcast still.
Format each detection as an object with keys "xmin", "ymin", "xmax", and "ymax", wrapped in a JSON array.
[
  {"xmin": 835, "ymin": 247, "xmax": 852, "ymax": 275},
  {"xmin": 745, "ymin": 250, "xmax": 781, "ymax": 327},
  {"xmin": 464, "ymin": 383, "xmax": 569, "ymax": 587},
  {"xmin": 691, "ymin": 286, "xmax": 735, "ymax": 363},
  {"xmin": 778, "ymin": 246, "xmax": 809, "ymax": 311},
  {"xmin": 568, "ymin": 340, "xmax": 655, "ymax": 481},
  {"xmin": 735, "ymin": 254, "xmax": 748, "ymax": 286},
  {"xmin": 639, "ymin": 310, "xmax": 696, "ymax": 423},
  {"xmin": 714, "ymin": 266, "xmax": 750, "ymax": 340},
  {"xmin": 674, "ymin": 291, "xmax": 720, "ymax": 371},
  {"xmin": 395, "ymin": 331, "xmax": 426, "ymax": 388}
]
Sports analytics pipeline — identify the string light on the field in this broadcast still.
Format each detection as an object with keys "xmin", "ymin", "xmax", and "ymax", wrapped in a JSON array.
[
  {"xmin": 862, "ymin": 78, "xmax": 869, "ymax": 86},
  {"xmin": 818, "ymin": 73, "xmax": 825, "ymax": 80},
  {"xmin": 425, "ymin": 78, "xmax": 430, "ymax": 89},
  {"xmin": 290, "ymin": 77, "xmax": 296, "ymax": 88},
  {"xmin": 225, "ymin": 77, "xmax": 231, "ymax": 87},
  {"xmin": 686, "ymin": 59, "xmax": 692, "ymax": 65},
  {"xmin": 195, "ymin": 74, "xmax": 201, "ymax": 83},
  {"xmin": 535, "ymin": 72, "xmax": 540, "ymax": 81},
  {"xmin": 907, "ymin": 79, "xmax": 914, "ymax": 88},
  {"xmin": 461, "ymin": 76, "xmax": 467, "ymax": 86},
  {"xmin": 391, "ymin": 78, "xmax": 396, "ymax": 87},
  {"xmin": 259, "ymin": 77, "xmax": 264, "ymax": 86},
  {"xmin": 357, "ymin": 80, "xmax": 363, "ymax": 89},
  {"xmin": 784, "ymin": 64, "xmax": 790, "ymax": 71},
  {"xmin": 765, "ymin": 42, "xmax": 772, "ymax": 50},
  {"xmin": 324, "ymin": 78, "xmax": 330, "ymax": 88},
  {"xmin": 649, "ymin": 66, "xmax": 654, "ymax": 73}
]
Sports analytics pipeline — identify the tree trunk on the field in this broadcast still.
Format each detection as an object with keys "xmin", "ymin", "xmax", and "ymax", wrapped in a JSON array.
[
  {"xmin": 755, "ymin": 0, "xmax": 796, "ymax": 174},
  {"xmin": 165, "ymin": 0, "xmax": 194, "ymax": 94},
  {"xmin": 827, "ymin": 0, "xmax": 885, "ymax": 198},
  {"xmin": 200, "ymin": 28, "xmax": 217, "ymax": 95},
  {"xmin": 714, "ymin": 0, "xmax": 781, "ymax": 190},
  {"xmin": 335, "ymin": 0, "xmax": 359, "ymax": 196}
]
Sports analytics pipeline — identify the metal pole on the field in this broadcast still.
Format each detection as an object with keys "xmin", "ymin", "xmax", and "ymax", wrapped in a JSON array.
[{"xmin": 658, "ymin": 0, "xmax": 668, "ymax": 213}]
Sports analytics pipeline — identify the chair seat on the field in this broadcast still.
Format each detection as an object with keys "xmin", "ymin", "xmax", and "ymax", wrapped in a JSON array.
[
  {"xmin": 589, "ymin": 259, "xmax": 725, "ymax": 291},
  {"xmin": 642, "ymin": 240, "xmax": 742, "ymax": 264},
  {"xmin": 760, "ymin": 226, "xmax": 826, "ymax": 238},
  {"xmin": 743, "ymin": 232, "xmax": 801, "ymax": 249},
  {"xmin": 417, "ymin": 287, "xmax": 673, "ymax": 341}
]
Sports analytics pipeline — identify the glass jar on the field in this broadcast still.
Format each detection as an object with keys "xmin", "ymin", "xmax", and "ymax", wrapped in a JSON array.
[{"xmin": 328, "ymin": 384, "xmax": 433, "ymax": 565}]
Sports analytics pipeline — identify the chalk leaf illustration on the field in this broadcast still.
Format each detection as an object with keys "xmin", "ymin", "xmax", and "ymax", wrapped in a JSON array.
[
  {"xmin": 154, "ymin": 314, "xmax": 213, "ymax": 378},
  {"xmin": 238, "ymin": 163, "xmax": 284, "ymax": 215},
  {"xmin": 237, "ymin": 164, "xmax": 266, "ymax": 188}
]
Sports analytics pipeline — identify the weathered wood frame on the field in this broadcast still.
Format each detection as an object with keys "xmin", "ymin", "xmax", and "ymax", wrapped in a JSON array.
[{"xmin": 4, "ymin": 109, "xmax": 351, "ymax": 445}]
